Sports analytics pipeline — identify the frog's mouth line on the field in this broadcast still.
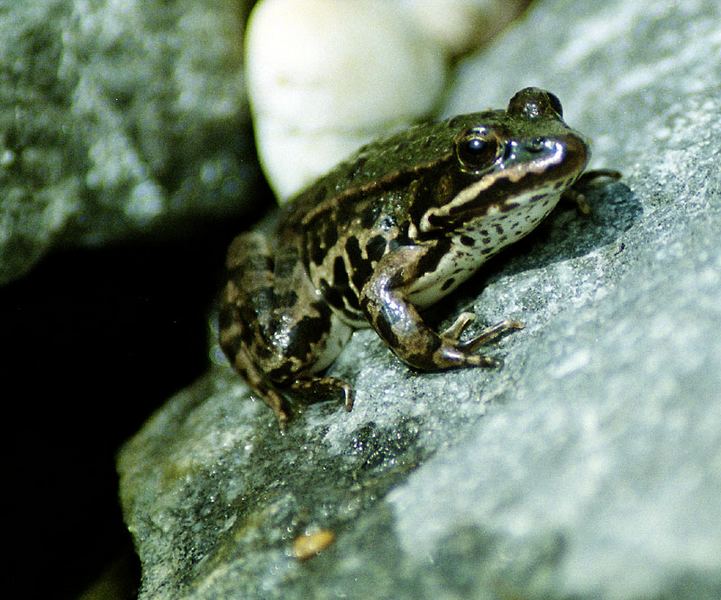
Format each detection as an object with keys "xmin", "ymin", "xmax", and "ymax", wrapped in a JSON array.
[{"xmin": 418, "ymin": 136, "xmax": 587, "ymax": 233}]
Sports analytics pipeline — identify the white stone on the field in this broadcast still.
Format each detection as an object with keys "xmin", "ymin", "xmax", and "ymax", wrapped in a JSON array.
[
  {"xmin": 399, "ymin": 0, "xmax": 524, "ymax": 56},
  {"xmin": 246, "ymin": 0, "xmax": 512, "ymax": 200}
]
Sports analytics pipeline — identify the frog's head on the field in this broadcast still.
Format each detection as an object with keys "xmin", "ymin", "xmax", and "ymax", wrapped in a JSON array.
[{"xmin": 418, "ymin": 87, "xmax": 589, "ymax": 234}]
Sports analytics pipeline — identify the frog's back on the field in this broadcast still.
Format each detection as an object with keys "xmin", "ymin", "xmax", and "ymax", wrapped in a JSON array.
[{"xmin": 281, "ymin": 111, "xmax": 503, "ymax": 229}]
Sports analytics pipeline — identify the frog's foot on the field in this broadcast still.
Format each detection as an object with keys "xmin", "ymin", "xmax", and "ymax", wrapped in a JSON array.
[
  {"xmin": 462, "ymin": 318, "xmax": 525, "ymax": 352},
  {"xmin": 289, "ymin": 375, "xmax": 355, "ymax": 412},
  {"xmin": 436, "ymin": 314, "xmax": 524, "ymax": 368},
  {"xmin": 443, "ymin": 313, "xmax": 524, "ymax": 346},
  {"xmin": 564, "ymin": 169, "xmax": 622, "ymax": 215}
]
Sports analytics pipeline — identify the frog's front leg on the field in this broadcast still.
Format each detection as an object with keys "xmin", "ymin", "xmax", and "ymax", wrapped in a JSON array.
[
  {"xmin": 219, "ymin": 231, "xmax": 353, "ymax": 425},
  {"xmin": 359, "ymin": 245, "xmax": 522, "ymax": 371},
  {"xmin": 562, "ymin": 169, "xmax": 622, "ymax": 214}
]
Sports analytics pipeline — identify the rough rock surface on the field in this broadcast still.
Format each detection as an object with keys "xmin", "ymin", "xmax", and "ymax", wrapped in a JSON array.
[
  {"xmin": 0, "ymin": 0, "xmax": 255, "ymax": 284},
  {"xmin": 119, "ymin": 0, "xmax": 721, "ymax": 598}
]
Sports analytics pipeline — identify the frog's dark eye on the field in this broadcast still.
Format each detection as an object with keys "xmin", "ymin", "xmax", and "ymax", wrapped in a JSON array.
[
  {"xmin": 507, "ymin": 87, "xmax": 565, "ymax": 120},
  {"xmin": 455, "ymin": 128, "xmax": 499, "ymax": 173},
  {"xmin": 547, "ymin": 92, "xmax": 563, "ymax": 117}
]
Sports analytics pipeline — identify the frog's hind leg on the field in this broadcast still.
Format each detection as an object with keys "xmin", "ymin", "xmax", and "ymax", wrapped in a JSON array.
[
  {"xmin": 219, "ymin": 231, "xmax": 352, "ymax": 424},
  {"xmin": 226, "ymin": 342, "xmax": 294, "ymax": 427}
]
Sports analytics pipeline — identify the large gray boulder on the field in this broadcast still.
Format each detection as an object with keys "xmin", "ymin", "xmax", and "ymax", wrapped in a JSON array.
[
  {"xmin": 119, "ymin": 0, "xmax": 721, "ymax": 598},
  {"xmin": 0, "ymin": 0, "xmax": 255, "ymax": 284}
]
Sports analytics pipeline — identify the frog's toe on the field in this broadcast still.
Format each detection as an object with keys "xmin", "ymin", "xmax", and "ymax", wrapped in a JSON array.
[
  {"xmin": 465, "ymin": 353, "xmax": 501, "ymax": 368},
  {"xmin": 343, "ymin": 387, "xmax": 355, "ymax": 412},
  {"xmin": 441, "ymin": 311, "xmax": 476, "ymax": 342},
  {"xmin": 460, "ymin": 318, "xmax": 524, "ymax": 351}
]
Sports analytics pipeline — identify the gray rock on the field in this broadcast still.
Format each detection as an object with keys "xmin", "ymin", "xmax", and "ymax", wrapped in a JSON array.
[
  {"xmin": 0, "ymin": 0, "xmax": 255, "ymax": 284},
  {"xmin": 118, "ymin": 0, "xmax": 721, "ymax": 598}
]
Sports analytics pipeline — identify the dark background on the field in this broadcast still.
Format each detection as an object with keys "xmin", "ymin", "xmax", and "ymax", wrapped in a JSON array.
[{"xmin": 4, "ymin": 214, "xmax": 254, "ymax": 598}]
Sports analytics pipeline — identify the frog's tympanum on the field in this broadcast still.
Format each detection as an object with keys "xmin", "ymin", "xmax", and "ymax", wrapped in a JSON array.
[{"xmin": 220, "ymin": 88, "xmax": 613, "ymax": 425}]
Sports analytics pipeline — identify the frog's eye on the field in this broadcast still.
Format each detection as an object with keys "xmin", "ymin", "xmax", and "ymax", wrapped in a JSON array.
[
  {"xmin": 455, "ymin": 128, "xmax": 499, "ymax": 173},
  {"xmin": 547, "ymin": 92, "xmax": 563, "ymax": 117},
  {"xmin": 507, "ymin": 87, "xmax": 564, "ymax": 120}
]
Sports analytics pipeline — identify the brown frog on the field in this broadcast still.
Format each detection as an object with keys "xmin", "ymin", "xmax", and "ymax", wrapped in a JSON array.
[{"xmin": 219, "ymin": 88, "xmax": 616, "ymax": 425}]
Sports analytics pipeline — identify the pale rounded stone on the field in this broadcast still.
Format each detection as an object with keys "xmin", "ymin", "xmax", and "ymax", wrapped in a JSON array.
[
  {"xmin": 246, "ymin": 0, "xmax": 448, "ymax": 200},
  {"xmin": 399, "ymin": 0, "xmax": 525, "ymax": 56}
]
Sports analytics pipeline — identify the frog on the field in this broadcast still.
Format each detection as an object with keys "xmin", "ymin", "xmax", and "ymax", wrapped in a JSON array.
[{"xmin": 219, "ymin": 87, "xmax": 618, "ymax": 426}]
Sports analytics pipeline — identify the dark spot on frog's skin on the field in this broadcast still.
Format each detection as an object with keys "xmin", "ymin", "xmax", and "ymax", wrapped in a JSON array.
[
  {"xmin": 343, "ymin": 287, "xmax": 362, "ymax": 312},
  {"xmin": 408, "ymin": 178, "xmax": 436, "ymax": 231},
  {"xmin": 554, "ymin": 180, "xmax": 565, "ymax": 189},
  {"xmin": 333, "ymin": 256, "xmax": 349, "ymax": 287},
  {"xmin": 481, "ymin": 247, "xmax": 494, "ymax": 255},
  {"xmin": 373, "ymin": 312, "xmax": 400, "ymax": 348},
  {"xmin": 482, "ymin": 237, "xmax": 491, "ymax": 245},
  {"xmin": 406, "ymin": 339, "xmax": 443, "ymax": 369},
  {"xmin": 416, "ymin": 238, "xmax": 452, "ymax": 275},
  {"xmin": 493, "ymin": 224, "xmax": 504, "ymax": 235},
  {"xmin": 441, "ymin": 278, "xmax": 455, "ymax": 291},
  {"xmin": 361, "ymin": 203, "xmax": 381, "ymax": 229},
  {"xmin": 309, "ymin": 235, "xmax": 326, "ymax": 266},
  {"xmin": 346, "ymin": 236, "xmax": 373, "ymax": 291},
  {"xmin": 529, "ymin": 193, "xmax": 546, "ymax": 203},
  {"xmin": 334, "ymin": 203, "xmax": 353, "ymax": 228},
  {"xmin": 501, "ymin": 202, "xmax": 520, "ymax": 213},
  {"xmin": 427, "ymin": 214, "xmax": 444, "ymax": 229},
  {"xmin": 267, "ymin": 364, "xmax": 294, "ymax": 383},
  {"xmin": 460, "ymin": 235, "xmax": 475, "ymax": 247},
  {"xmin": 313, "ymin": 185, "xmax": 328, "ymax": 204},
  {"xmin": 365, "ymin": 235, "xmax": 387, "ymax": 262},
  {"xmin": 289, "ymin": 312, "xmax": 329, "ymax": 353},
  {"xmin": 320, "ymin": 279, "xmax": 349, "ymax": 314},
  {"xmin": 350, "ymin": 156, "xmax": 367, "ymax": 179},
  {"xmin": 344, "ymin": 235, "xmax": 362, "ymax": 261},
  {"xmin": 322, "ymin": 222, "xmax": 338, "ymax": 252}
]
